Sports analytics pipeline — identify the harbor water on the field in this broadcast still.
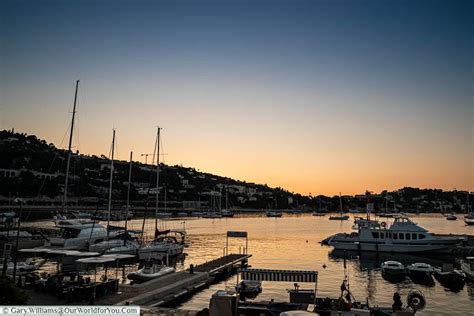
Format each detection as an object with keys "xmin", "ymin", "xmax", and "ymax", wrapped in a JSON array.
[{"xmin": 26, "ymin": 213, "xmax": 474, "ymax": 315}]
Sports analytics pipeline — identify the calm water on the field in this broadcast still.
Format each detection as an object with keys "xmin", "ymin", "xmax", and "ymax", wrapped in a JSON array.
[{"xmin": 27, "ymin": 213, "xmax": 474, "ymax": 314}]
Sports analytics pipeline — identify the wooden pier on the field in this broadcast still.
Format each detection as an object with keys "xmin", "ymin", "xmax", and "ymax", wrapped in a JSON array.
[{"xmin": 97, "ymin": 253, "xmax": 251, "ymax": 307}]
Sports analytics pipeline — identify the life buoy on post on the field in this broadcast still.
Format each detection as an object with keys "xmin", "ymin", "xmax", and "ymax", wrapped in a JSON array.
[
  {"xmin": 381, "ymin": 222, "xmax": 387, "ymax": 228},
  {"xmin": 407, "ymin": 290, "xmax": 426, "ymax": 311}
]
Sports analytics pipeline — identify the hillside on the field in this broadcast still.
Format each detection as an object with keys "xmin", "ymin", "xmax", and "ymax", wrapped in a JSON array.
[{"xmin": 0, "ymin": 129, "xmax": 471, "ymax": 213}]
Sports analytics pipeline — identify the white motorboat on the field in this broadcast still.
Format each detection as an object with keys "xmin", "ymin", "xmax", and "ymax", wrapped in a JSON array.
[
  {"xmin": 47, "ymin": 223, "xmax": 121, "ymax": 250},
  {"xmin": 327, "ymin": 216, "xmax": 464, "ymax": 253},
  {"xmin": 407, "ymin": 263, "xmax": 434, "ymax": 281},
  {"xmin": 381, "ymin": 261, "xmax": 405, "ymax": 276},
  {"xmin": 461, "ymin": 257, "xmax": 474, "ymax": 280},
  {"xmin": 0, "ymin": 258, "xmax": 45, "ymax": 275},
  {"xmin": 138, "ymin": 236, "xmax": 184, "ymax": 260},
  {"xmin": 127, "ymin": 263, "xmax": 175, "ymax": 282}
]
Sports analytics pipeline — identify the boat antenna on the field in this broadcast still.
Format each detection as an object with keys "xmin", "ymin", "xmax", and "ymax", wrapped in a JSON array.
[{"xmin": 63, "ymin": 80, "xmax": 79, "ymax": 213}]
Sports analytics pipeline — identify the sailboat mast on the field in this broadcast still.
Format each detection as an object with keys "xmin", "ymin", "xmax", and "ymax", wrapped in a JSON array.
[
  {"xmin": 106, "ymin": 129, "xmax": 115, "ymax": 239},
  {"xmin": 339, "ymin": 192, "xmax": 343, "ymax": 213},
  {"xmin": 63, "ymin": 80, "xmax": 79, "ymax": 213},
  {"xmin": 164, "ymin": 186, "xmax": 167, "ymax": 213},
  {"xmin": 226, "ymin": 187, "xmax": 228, "ymax": 210},
  {"xmin": 124, "ymin": 151, "xmax": 133, "ymax": 242},
  {"xmin": 155, "ymin": 127, "xmax": 161, "ymax": 232}
]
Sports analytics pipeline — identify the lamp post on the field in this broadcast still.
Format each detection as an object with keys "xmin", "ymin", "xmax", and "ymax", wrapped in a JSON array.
[{"xmin": 12, "ymin": 198, "xmax": 23, "ymax": 280}]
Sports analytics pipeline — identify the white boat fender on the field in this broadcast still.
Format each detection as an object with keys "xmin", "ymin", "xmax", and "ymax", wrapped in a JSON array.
[{"xmin": 407, "ymin": 290, "xmax": 426, "ymax": 311}]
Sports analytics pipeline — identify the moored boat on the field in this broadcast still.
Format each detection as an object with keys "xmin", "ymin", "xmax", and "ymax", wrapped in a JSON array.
[
  {"xmin": 221, "ymin": 210, "xmax": 234, "ymax": 217},
  {"xmin": 381, "ymin": 261, "xmax": 405, "ymax": 276},
  {"xmin": 138, "ymin": 235, "xmax": 184, "ymax": 260},
  {"xmin": 407, "ymin": 263, "xmax": 434, "ymax": 283},
  {"xmin": 127, "ymin": 262, "xmax": 175, "ymax": 282},
  {"xmin": 446, "ymin": 213, "xmax": 457, "ymax": 220},
  {"xmin": 433, "ymin": 265, "xmax": 465, "ymax": 289},
  {"xmin": 327, "ymin": 215, "xmax": 464, "ymax": 253},
  {"xmin": 329, "ymin": 215, "xmax": 349, "ymax": 220},
  {"xmin": 105, "ymin": 240, "xmax": 140, "ymax": 255},
  {"xmin": 265, "ymin": 211, "xmax": 282, "ymax": 217}
]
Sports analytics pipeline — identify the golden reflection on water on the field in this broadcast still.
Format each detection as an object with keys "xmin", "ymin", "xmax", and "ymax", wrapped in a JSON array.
[{"xmin": 26, "ymin": 214, "xmax": 474, "ymax": 315}]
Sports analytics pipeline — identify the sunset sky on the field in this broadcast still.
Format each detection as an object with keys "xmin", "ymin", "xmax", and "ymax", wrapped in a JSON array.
[{"xmin": 1, "ymin": 0, "xmax": 472, "ymax": 195}]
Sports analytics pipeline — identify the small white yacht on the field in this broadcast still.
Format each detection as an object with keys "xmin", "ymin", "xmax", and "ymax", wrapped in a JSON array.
[
  {"xmin": 47, "ymin": 223, "xmax": 121, "ymax": 250},
  {"xmin": 127, "ymin": 262, "xmax": 174, "ymax": 282},
  {"xmin": 327, "ymin": 216, "xmax": 463, "ymax": 253},
  {"xmin": 381, "ymin": 261, "xmax": 405, "ymax": 275}
]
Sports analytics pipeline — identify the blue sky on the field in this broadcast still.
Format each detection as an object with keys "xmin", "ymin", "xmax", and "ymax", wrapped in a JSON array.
[{"xmin": 1, "ymin": 0, "xmax": 472, "ymax": 194}]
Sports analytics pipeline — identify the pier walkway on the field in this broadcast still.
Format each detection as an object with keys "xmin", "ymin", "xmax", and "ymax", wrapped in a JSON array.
[{"xmin": 97, "ymin": 254, "xmax": 251, "ymax": 307}]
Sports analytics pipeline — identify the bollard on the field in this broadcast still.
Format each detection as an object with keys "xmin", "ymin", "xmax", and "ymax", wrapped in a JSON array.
[{"xmin": 190, "ymin": 264, "xmax": 194, "ymax": 274}]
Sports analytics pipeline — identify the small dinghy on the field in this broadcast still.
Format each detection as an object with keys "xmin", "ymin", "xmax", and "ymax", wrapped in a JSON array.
[
  {"xmin": 127, "ymin": 262, "xmax": 175, "ymax": 282},
  {"xmin": 381, "ymin": 261, "xmax": 405, "ymax": 276},
  {"xmin": 446, "ymin": 213, "xmax": 457, "ymax": 220},
  {"xmin": 434, "ymin": 264, "xmax": 465, "ymax": 290},
  {"xmin": 407, "ymin": 263, "xmax": 434, "ymax": 285}
]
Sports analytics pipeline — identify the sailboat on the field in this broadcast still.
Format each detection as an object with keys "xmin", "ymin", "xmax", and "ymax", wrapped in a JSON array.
[
  {"xmin": 87, "ymin": 130, "xmax": 126, "ymax": 252},
  {"xmin": 464, "ymin": 193, "xmax": 474, "ymax": 225},
  {"xmin": 329, "ymin": 193, "xmax": 349, "ymax": 220},
  {"xmin": 138, "ymin": 128, "xmax": 185, "ymax": 260},
  {"xmin": 202, "ymin": 190, "xmax": 222, "ymax": 218},
  {"xmin": 221, "ymin": 187, "xmax": 234, "ymax": 217},
  {"xmin": 312, "ymin": 197, "xmax": 325, "ymax": 216},
  {"xmin": 104, "ymin": 152, "xmax": 140, "ymax": 255},
  {"xmin": 54, "ymin": 80, "xmax": 95, "ymax": 227}
]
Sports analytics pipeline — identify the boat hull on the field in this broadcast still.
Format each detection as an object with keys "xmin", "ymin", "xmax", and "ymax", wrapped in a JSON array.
[
  {"xmin": 127, "ymin": 266, "xmax": 174, "ymax": 282},
  {"xmin": 328, "ymin": 238, "xmax": 459, "ymax": 253}
]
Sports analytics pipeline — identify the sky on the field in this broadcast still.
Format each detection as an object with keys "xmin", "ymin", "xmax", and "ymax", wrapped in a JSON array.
[{"xmin": 1, "ymin": 0, "xmax": 472, "ymax": 195}]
